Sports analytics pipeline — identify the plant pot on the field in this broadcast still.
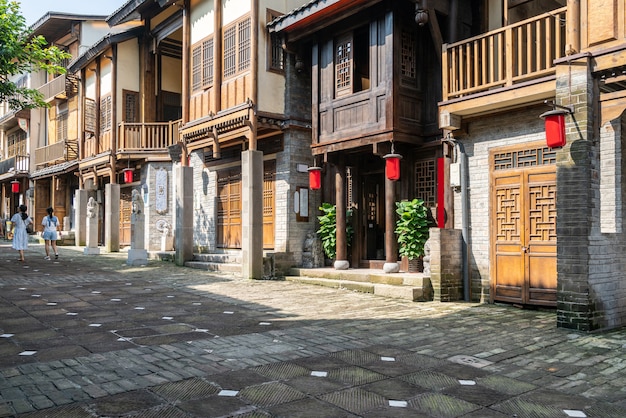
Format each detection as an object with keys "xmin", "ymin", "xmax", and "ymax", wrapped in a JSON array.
[{"xmin": 408, "ymin": 257, "xmax": 423, "ymax": 273}]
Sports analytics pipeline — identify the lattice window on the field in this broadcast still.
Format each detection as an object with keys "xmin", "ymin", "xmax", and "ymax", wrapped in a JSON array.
[
  {"xmin": 401, "ymin": 30, "xmax": 416, "ymax": 79},
  {"xmin": 267, "ymin": 10, "xmax": 284, "ymax": 72},
  {"xmin": 202, "ymin": 38, "xmax": 214, "ymax": 86},
  {"xmin": 335, "ymin": 35, "xmax": 352, "ymax": 96},
  {"xmin": 7, "ymin": 130, "xmax": 26, "ymax": 157},
  {"xmin": 56, "ymin": 112, "xmax": 68, "ymax": 141},
  {"xmin": 495, "ymin": 186, "xmax": 521, "ymax": 242},
  {"xmin": 494, "ymin": 147, "xmax": 556, "ymax": 170},
  {"xmin": 84, "ymin": 98, "xmax": 96, "ymax": 133},
  {"xmin": 192, "ymin": 45, "xmax": 201, "ymax": 91},
  {"xmin": 123, "ymin": 90, "xmax": 139, "ymax": 122},
  {"xmin": 528, "ymin": 183, "xmax": 556, "ymax": 241},
  {"xmin": 192, "ymin": 37, "xmax": 214, "ymax": 91},
  {"xmin": 223, "ymin": 16, "xmax": 251, "ymax": 79},
  {"xmin": 100, "ymin": 95, "xmax": 112, "ymax": 132},
  {"xmin": 415, "ymin": 159, "xmax": 437, "ymax": 207}
]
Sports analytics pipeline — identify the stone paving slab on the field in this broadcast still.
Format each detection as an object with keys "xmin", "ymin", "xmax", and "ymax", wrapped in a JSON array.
[{"xmin": 0, "ymin": 243, "xmax": 625, "ymax": 417}]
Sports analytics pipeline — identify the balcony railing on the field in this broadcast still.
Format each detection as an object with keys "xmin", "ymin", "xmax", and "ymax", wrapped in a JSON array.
[
  {"xmin": 84, "ymin": 132, "xmax": 112, "ymax": 159},
  {"xmin": 0, "ymin": 155, "xmax": 29, "ymax": 175},
  {"xmin": 442, "ymin": 7, "xmax": 567, "ymax": 101},
  {"xmin": 117, "ymin": 120, "xmax": 181, "ymax": 151},
  {"xmin": 37, "ymin": 75, "xmax": 67, "ymax": 102},
  {"xmin": 35, "ymin": 140, "xmax": 78, "ymax": 166}
]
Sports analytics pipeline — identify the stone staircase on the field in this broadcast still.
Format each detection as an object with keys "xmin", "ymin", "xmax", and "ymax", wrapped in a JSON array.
[
  {"xmin": 184, "ymin": 250, "xmax": 243, "ymax": 273},
  {"xmin": 285, "ymin": 268, "xmax": 433, "ymax": 302}
]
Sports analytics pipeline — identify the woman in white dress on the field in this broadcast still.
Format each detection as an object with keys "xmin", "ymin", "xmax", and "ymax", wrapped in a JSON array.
[{"xmin": 11, "ymin": 204, "xmax": 33, "ymax": 262}]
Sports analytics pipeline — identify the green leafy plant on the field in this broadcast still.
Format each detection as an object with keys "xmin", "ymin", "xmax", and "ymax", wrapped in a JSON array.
[
  {"xmin": 395, "ymin": 198, "xmax": 430, "ymax": 260},
  {"xmin": 317, "ymin": 203, "xmax": 353, "ymax": 260}
]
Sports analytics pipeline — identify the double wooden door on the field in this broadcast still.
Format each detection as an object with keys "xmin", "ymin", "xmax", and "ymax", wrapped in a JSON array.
[{"xmin": 491, "ymin": 147, "xmax": 557, "ymax": 307}]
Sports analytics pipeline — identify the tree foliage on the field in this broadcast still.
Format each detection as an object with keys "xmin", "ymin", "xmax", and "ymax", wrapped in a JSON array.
[{"xmin": 0, "ymin": 0, "xmax": 71, "ymax": 110}]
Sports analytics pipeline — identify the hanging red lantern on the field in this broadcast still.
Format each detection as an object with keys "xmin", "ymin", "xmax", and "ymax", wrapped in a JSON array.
[
  {"xmin": 540, "ymin": 109, "xmax": 567, "ymax": 148},
  {"xmin": 308, "ymin": 167, "xmax": 322, "ymax": 190},
  {"xmin": 123, "ymin": 168, "xmax": 134, "ymax": 183},
  {"xmin": 11, "ymin": 179, "xmax": 20, "ymax": 193},
  {"xmin": 383, "ymin": 153, "xmax": 403, "ymax": 181}
]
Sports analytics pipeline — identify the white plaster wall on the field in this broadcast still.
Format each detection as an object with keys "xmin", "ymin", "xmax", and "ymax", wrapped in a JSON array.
[
  {"xmin": 191, "ymin": 0, "xmax": 215, "ymax": 43},
  {"xmin": 162, "ymin": 56, "xmax": 183, "ymax": 93},
  {"xmin": 116, "ymin": 39, "xmax": 140, "ymax": 123},
  {"xmin": 100, "ymin": 61, "xmax": 112, "ymax": 97},
  {"xmin": 223, "ymin": 0, "xmax": 251, "ymax": 25}
]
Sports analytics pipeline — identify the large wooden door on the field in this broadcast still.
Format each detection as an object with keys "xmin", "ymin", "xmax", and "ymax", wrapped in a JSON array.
[
  {"xmin": 491, "ymin": 146, "xmax": 557, "ymax": 307},
  {"xmin": 218, "ymin": 169, "xmax": 242, "ymax": 248},
  {"xmin": 119, "ymin": 189, "xmax": 132, "ymax": 247},
  {"xmin": 263, "ymin": 161, "xmax": 275, "ymax": 250}
]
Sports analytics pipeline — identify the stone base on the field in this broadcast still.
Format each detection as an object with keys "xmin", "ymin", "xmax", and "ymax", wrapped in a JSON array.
[
  {"xmin": 83, "ymin": 247, "xmax": 100, "ymax": 255},
  {"xmin": 127, "ymin": 249, "xmax": 148, "ymax": 266},
  {"xmin": 383, "ymin": 262, "xmax": 400, "ymax": 274},
  {"xmin": 161, "ymin": 235, "xmax": 174, "ymax": 252},
  {"xmin": 334, "ymin": 260, "xmax": 350, "ymax": 270}
]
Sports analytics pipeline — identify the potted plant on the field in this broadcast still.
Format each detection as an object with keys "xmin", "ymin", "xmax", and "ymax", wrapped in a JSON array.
[
  {"xmin": 395, "ymin": 198, "xmax": 430, "ymax": 272},
  {"xmin": 317, "ymin": 203, "xmax": 353, "ymax": 262}
]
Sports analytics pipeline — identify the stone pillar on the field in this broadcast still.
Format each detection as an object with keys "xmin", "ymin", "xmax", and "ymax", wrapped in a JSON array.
[
  {"xmin": 555, "ymin": 55, "xmax": 594, "ymax": 330},
  {"xmin": 334, "ymin": 162, "xmax": 349, "ymax": 270},
  {"xmin": 84, "ymin": 196, "xmax": 100, "ymax": 255},
  {"xmin": 427, "ymin": 228, "xmax": 463, "ymax": 302},
  {"xmin": 175, "ymin": 165, "xmax": 193, "ymax": 266},
  {"xmin": 127, "ymin": 188, "xmax": 148, "ymax": 266},
  {"xmin": 241, "ymin": 150, "xmax": 263, "ymax": 279},
  {"xmin": 383, "ymin": 177, "xmax": 399, "ymax": 273},
  {"xmin": 74, "ymin": 189, "xmax": 88, "ymax": 246},
  {"xmin": 104, "ymin": 183, "xmax": 120, "ymax": 253}
]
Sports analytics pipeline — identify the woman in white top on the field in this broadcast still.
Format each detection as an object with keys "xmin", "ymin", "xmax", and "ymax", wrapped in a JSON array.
[
  {"xmin": 11, "ymin": 204, "xmax": 33, "ymax": 262},
  {"xmin": 42, "ymin": 206, "xmax": 60, "ymax": 260}
]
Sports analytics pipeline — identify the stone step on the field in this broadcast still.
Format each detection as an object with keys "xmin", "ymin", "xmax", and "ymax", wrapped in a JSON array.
[
  {"xmin": 184, "ymin": 260, "xmax": 242, "ymax": 273},
  {"xmin": 285, "ymin": 276, "xmax": 431, "ymax": 302},
  {"xmin": 193, "ymin": 253, "xmax": 242, "ymax": 263}
]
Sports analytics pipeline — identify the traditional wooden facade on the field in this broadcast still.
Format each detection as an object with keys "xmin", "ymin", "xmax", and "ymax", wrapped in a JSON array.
[
  {"xmin": 270, "ymin": 0, "xmax": 443, "ymax": 271},
  {"xmin": 438, "ymin": 0, "xmax": 626, "ymax": 331}
]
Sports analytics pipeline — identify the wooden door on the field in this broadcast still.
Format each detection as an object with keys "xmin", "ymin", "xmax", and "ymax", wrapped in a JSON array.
[
  {"xmin": 491, "ymin": 146, "xmax": 557, "ymax": 307},
  {"xmin": 263, "ymin": 161, "xmax": 275, "ymax": 250},
  {"xmin": 217, "ymin": 169, "xmax": 242, "ymax": 248},
  {"xmin": 119, "ymin": 189, "xmax": 132, "ymax": 247}
]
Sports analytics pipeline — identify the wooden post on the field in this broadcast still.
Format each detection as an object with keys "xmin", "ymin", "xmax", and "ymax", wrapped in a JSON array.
[{"xmin": 335, "ymin": 162, "xmax": 348, "ymax": 269}]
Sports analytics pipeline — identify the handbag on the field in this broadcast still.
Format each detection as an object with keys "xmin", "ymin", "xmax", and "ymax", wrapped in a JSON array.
[{"xmin": 26, "ymin": 222, "xmax": 33, "ymax": 234}]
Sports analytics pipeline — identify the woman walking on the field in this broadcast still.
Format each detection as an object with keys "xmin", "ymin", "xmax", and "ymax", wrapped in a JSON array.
[
  {"xmin": 42, "ymin": 206, "xmax": 60, "ymax": 260},
  {"xmin": 11, "ymin": 205, "xmax": 32, "ymax": 262}
]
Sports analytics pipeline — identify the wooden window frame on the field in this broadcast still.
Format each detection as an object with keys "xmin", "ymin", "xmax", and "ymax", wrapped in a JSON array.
[
  {"xmin": 335, "ymin": 33, "xmax": 353, "ymax": 97},
  {"xmin": 267, "ymin": 9, "xmax": 284, "ymax": 73},
  {"xmin": 223, "ymin": 15, "xmax": 251, "ymax": 79},
  {"xmin": 100, "ymin": 94, "xmax": 112, "ymax": 132},
  {"xmin": 191, "ymin": 36, "xmax": 214, "ymax": 92},
  {"xmin": 7, "ymin": 129, "xmax": 26, "ymax": 157},
  {"xmin": 123, "ymin": 90, "xmax": 140, "ymax": 123}
]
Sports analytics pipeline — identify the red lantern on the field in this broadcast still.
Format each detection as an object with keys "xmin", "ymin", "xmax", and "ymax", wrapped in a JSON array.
[
  {"xmin": 308, "ymin": 167, "xmax": 322, "ymax": 190},
  {"xmin": 11, "ymin": 179, "xmax": 20, "ymax": 193},
  {"xmin": 541, "ymin": 109, "xmax": 567, "ymax": 148},
  {"xmin": 123, "ymin": 168, "xmax": 134, "ymax": 183},
  {"xmin": 383, "ymin": 153, "xmax": 403, "ymax": 181}
]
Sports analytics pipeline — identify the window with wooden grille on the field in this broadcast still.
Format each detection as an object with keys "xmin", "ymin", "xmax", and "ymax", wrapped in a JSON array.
[
  {"xmin": 84, "ymin": 98, "xmax": 96, "ymax": 134},
  {"xmin": 267, "ymin": 10, "xmax": 284, "ymax": 72},
  {"xmin": 223, "ymin": 16, "xmax": 251, "ymax": 79},
  {"xmin": 123, "ymin": 90, "xmax": 139, "ymax": 122},
  {"xmin": 335, "ymin": 34, "xmax": 352, "ymax": 96},
  {"xmin": 401, "ymin": 29, "xmax": 416, "ymax": 81},
  {"xmin": 7, "ymin": 130, "xmax": 26, "ymax": 157},
  {"xmin": 56, "ymin": 112, "xmax": 68, "ymax": 142},
  {"xmin": 192, "ymin": 37, "xmax": 214, "ymax": 92},
  {"xmin": 335, "ymin": 26, "xmax": 369, "ymax": 97},
  {"xmin": 415, "ymin": 159, "xmax": 437, "ymax": 207},
  {"xmin": 100, "ymin": 95, "xmax": 112, "ymax": 132}
]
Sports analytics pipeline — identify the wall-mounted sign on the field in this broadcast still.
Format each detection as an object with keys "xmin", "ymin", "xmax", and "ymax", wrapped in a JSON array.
[{"xmin": 156, "ymin": 168, "xmax": 168, "ymax": 214}]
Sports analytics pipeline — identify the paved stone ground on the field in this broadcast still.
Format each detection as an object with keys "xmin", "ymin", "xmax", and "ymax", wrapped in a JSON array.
[{"xmin": 0, "ymin": 242, "xmax": 625, "ymax": 417}]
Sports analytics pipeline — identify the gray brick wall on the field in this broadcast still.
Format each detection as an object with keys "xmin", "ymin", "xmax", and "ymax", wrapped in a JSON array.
[{"xmin": 427, "ymin": 228, "xmax": 463, "ymax": 302}]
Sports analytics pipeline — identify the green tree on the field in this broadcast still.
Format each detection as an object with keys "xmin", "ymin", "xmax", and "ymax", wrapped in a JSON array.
[{"xmin": 0, "ymin": 0, "xmax": 71, "ymax": 110}]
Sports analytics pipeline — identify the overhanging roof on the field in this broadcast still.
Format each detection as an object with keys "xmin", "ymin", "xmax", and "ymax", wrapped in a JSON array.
[
  {"xmin": 67, "ymin": 26, "xmax": 145, "ymax": 73},
  {"xmin": 31, "ymin": 161, "xmax": 79, "ymax": 180},
  {"xmin": 268, "ymin": 0, "xmax": 379, "ymax": 41},
  {"xmin": 30, "ymin": 13, "xmax": 108, "ymax": 42},
  {"xmin": 107, "ymin": 0, "xmax": 177, "ymax": 26}
]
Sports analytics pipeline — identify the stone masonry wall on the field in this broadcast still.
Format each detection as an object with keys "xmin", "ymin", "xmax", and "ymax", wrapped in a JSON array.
[{"xmin": 427, "ymin": 228, "xmax": 463, "ymax": 302}]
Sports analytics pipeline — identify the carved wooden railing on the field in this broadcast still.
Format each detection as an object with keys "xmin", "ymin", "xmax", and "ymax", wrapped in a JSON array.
[
  {"xmin": 35, "ymin": 140, "xmax": 78, "ymax": 166},
  {"xmin": 37, "ymin": 75, "xmax": 67, "ymax": 102},
  {"xmin": 442, "ymin": 7, "xmax": 567, "ymax": 101},
  {"xmin": 84, "ymin": 132, "xmax": 112, "ymax": 159},
  {"xmin": 0, "ymin": 155, "xmax": 29, "ymax": 175},
  {"xmin": 117, "ymin": 120, "xmax": 181, "ymax": 151}
]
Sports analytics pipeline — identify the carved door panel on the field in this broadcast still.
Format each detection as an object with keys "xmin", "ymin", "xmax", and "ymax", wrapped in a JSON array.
[
  {"xmin": 492, "ymin": 166, "xmax": 557, "ymax": 307},
  {"xmin": 119, "ymin": 189, "xmax": 132, "ymax": 247},
  {"xmin": 263, "ymin": 161, "xmax": 275, "ymax": 250},
  {"xmin": 217, "ymin": 169, "xmax": 242, "ymax": 248}
]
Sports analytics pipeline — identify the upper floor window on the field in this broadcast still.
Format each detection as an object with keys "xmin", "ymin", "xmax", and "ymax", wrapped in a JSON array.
[
  {"xmin": 267, "ymin": 9, "xmax": 284, "ymax": 73},
  {"xmin": 335, "ymin": 26, "xmax": 369, "ymax": 97},
  {"xmin": 7, "ymin": 129, "xmax": 27, "ymax": 157},
  {"xmin": 123, "ymin": 90, "xmax": 139, "ymax": 123},
  {"xmin": 192, "ymin": 37, "xmax": 214, "ymax": 92},
  {"xmin": 56, "ymin": 101, "xmax": 68, "ymax": 142},
  {"xmin": 100, "ymin": 95, "xmax": 112, "ymax": 132},
  {"xmin": 224, "ymin": 16, "xmax": 251, "ymax": 78}
]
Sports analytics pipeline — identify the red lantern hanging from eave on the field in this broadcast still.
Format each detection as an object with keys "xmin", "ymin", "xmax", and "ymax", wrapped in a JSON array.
[
  {"xmin": 11, "ymin": 179, "xmax": 20, "ymax": 193},
  {"xmin": 308, "ymin": 167, "xmax": 322, "ymax": 190},
  {"xmin": 383, "ymin": 153, "xmax": 403, "ymax": 181},
  {"xmin": 541, "ymin": 109, "xmax": 568, "ymax": 148},
  {"xmin": 123, "ymin": 168, "xmax": 134, "ymax": 183}
]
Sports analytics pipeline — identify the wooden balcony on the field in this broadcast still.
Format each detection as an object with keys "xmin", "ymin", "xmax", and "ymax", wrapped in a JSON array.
[
  {"xmin": 0, "ymin": 155, "xmax": 29, "ymax": 176},
  {"xmin": 84, "ymin": 133, "xmax": 112, "ymax": 159},
  {"xmin": 35, "ymin": 140, "xmax": 78, "ymax": 167},
  {"xmin": 117, "ymin": 120, "xmax": 181, "ymax": 152},
  {"xmin": 441, "ymin": 6, "xmax": 567, "ymax": 117},
  {"xmin": 37, "ymin": 75, "xmax": 74, "ymax": 102}
]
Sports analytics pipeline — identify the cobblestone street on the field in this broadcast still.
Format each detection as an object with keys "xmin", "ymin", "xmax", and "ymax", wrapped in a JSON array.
[{"xmin": 0, "ymin": 243, "xmax": 625, "ymax": 417}]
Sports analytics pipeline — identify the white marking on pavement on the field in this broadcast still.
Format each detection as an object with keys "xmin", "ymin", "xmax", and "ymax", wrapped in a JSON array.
[
  {"xmin": 311, "ymin": 371, "xmax": 328, "ymax": 377},
  {"xmin": 389, "ymin": 400, "xmax": 408, "ymax": 408}
]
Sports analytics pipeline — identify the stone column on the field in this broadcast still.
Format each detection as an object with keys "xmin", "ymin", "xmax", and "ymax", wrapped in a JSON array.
[
  {"xmin": 241, "ymin": 150, "xmax": 263, "ymax": 279},
  {"xmin": 175, "ymin": 165, "xmax": 193, "ymax": 266},
  {"xmin": 104, "ymin": 183, "xmax": 120, "ymax": 253},
  {"xmin": 127, "ymin": 188, "xmax": 148, "ymax": 266},
  {"xmin": 84, "ymin": 196, "xmax": 100, "ymax": 255},
  {"xmin": 74, "ymin": 189, "xmax": 88, "ymax": 246}
]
